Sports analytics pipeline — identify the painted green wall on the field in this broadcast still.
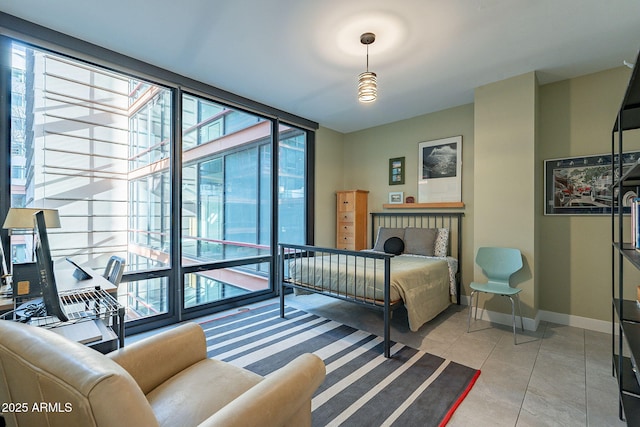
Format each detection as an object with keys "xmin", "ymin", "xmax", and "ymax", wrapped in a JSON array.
[
  {"xmin": 538, "ymin": 66, "xmax": 640, "ymax": 321},
  {"xmin": 313, "ymin": 65, "xmax": 640, "ymax": 323},
  {"xmin": 314, "ymin": 126, "xmax": 345, "ymax": 247},
  {"xmin": 473, "ymin": 72, "xmax": 538, "ymax": 319}
]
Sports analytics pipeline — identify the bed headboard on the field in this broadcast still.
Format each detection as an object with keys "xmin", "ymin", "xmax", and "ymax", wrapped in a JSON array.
[{"xmin": 370, "ymin": 211, "xmax": 464, "ymax": 303}]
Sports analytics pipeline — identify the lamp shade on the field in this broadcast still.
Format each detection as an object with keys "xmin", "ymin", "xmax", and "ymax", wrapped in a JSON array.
[
  {"xmin": 2, "ymin": 208, "xmax": 61, "ymax": 229},
  {"xmin": 358, "ymin": 71, "xmax": 377, "ymax": 103}
]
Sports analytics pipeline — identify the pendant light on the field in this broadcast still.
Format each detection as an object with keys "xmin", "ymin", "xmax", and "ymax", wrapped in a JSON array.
[{"xmin": 358, "ymin": 32, "xmax": 377, "ymax": 103}]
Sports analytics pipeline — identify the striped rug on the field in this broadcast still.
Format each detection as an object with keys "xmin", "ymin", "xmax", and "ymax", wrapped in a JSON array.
[{"xmin": 202, "ymin": 304, "xmax": 480, "ymax": 427}]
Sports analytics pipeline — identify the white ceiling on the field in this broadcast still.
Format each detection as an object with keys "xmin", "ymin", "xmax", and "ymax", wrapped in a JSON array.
[{"xmin": 2, "ymin": 0, "xmax": 640, "ymax": 133}]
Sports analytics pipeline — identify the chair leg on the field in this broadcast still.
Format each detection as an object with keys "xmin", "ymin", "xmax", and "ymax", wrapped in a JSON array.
[
  {"xmin": 508, "ymin": 296, "xmax": 517, "ymax": 345},
  {"xmin": 467, "ymin": 291, "xmax": 475, "ymax": 332},
  {"xmin": 516, "ymin": 293, "xmax": 524, "ymax": 332},
  {"xmin": 474, "ymin": 291, "xmax": 479, "ymax": 320}
]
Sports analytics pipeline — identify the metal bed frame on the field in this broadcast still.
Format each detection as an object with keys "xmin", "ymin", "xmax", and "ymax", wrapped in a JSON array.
[{"xmin": 278, "ymin": 211, "xmax": 463, "ymax": 358}]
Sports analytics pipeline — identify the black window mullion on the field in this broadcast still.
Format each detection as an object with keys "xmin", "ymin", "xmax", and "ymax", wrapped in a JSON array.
[
  {"xmin": 171, "ymin": 87, "xmax": 182, "ymax": 320},
  {"xmin": 305, "ymin": 129, "xmax": 315, "ymax": 245},
  {"xmin": 270, "ymin": 119, "xmax": 279, "ymax": 291},
  {"xmin": 0, "ymin": 36, "xmax": 11, "ymax": 271}
]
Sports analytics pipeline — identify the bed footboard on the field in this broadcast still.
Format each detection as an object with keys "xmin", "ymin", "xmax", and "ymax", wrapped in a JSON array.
[{"xmin": 278, "ymin": 244, "xmax": 396, "ymax": 358}]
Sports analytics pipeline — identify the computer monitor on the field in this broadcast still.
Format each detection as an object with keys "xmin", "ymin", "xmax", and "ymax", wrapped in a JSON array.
[{"xmin": 33, "ymin": 210, "xmax": 68, "ymax": 322}]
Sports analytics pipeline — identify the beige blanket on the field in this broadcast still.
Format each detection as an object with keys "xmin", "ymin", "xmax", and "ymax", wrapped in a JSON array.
[{"xmin": 288, "ymin": 254, "xmax": 451, "ymax": 332}]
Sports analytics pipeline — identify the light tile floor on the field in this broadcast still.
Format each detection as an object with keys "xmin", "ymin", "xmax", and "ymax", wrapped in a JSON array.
[
  {"xmin": 283, "ymin": 294, "xmax": 625, "ymax": 427},
  {"xmin": 133, "ymin": 294, "xmax": 627, "ymax": 427}
]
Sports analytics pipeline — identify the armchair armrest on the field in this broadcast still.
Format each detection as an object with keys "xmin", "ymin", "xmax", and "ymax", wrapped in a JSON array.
[
  {"xmin": 199, "ymin": 353, "xmax": 326, "ymax": 427},
  {"xmin": 108, "ymin": 322, "xmax": 207, "ymax": 394}
]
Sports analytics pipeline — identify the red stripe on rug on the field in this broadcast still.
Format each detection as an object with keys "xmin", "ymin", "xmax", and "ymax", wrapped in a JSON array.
[{"xmin": 438, "ymin": 369, "xmax": 481, "ymax": 427}]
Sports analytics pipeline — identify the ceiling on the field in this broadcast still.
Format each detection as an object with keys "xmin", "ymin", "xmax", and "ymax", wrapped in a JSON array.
[{"xmin": 2, "ymin": 0, "xmax": 640, "ymax": 133}]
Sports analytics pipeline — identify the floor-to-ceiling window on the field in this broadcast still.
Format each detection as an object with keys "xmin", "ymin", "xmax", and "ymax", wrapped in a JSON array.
[
  {"xmin": 7, "ymin": 42, "xmax": 174, "ymax": 322},
  {"xmin": 180, "ymin": 94, "xmax": 307, "ymax": 310},
  {"xmin": 1, "ymin": 24, "xmax": 315, "ymax": 333}
]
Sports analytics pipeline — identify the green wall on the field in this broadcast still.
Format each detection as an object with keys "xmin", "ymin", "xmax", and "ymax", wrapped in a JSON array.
[
  {"xmin": 538, "ymin": 66, "xmax": 640, "ymax": 322},
  {"xmin": 314, "ymin": 65, "xmax": 640, "ymax": 324},
  {"xmin": 474, "ymin": 72, "xmax": 538, "ymax": 319},
  {"xmin": 314, "ymin": 127, "xmax": 345, "ymax": 247}
]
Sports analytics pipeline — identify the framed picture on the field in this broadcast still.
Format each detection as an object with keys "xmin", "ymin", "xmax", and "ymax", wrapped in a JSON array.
[
  {"xmin": 544, "ymin": 151, "xmax": 640, "ymax": 215},
  {"xmin": 389, "ymin": 157, "xmax": 405, "ymax": 185},
  {"xmin": 388, "ymin": 191, "xmax": 404, "ymax": 204},
  {"xmin": 418, "ymin": 136, "xmax": 462, "ymax": 203}
]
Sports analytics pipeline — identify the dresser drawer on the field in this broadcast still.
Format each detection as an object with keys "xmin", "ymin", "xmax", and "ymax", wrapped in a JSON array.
[
  {"xmin": 337, "ymin": 234, "xmax": 355, "ymax": 245},
  {"xmin": 337, "ymin": 192, "xmax": 355, "ymax": 212},
  {"xmin": 337, "ymin": 211, "xmax": 354, "ymax": 222},
  {"xmin": 337, "ymin": 239, "xmax": 355, "ymax": 250},
  {"xmin": 338, "ymin": 223, "xmax": 355, "ymax": 236}
]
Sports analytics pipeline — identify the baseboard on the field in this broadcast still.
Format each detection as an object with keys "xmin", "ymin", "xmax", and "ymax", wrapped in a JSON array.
[
  {"xmin": 537, "ymin": 310, "xmax": 611, "ymax": 334},
  {"xmin": 460, "ymin": 295, "xmax": 610, "ymax": 333}
]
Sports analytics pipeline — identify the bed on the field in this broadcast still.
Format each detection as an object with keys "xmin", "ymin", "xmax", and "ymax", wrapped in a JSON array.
[{"xmin": 278, "ymin": 212, "xmax": 463, "ymax": 357}]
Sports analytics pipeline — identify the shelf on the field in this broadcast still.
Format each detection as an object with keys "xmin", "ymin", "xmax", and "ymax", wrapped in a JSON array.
[
  {"xmin": 382, "ymin": 202, "xmax": 465, "ymax": 209},
  {"xmin": 614, "ymin": 242, "xmax": 640, "ymax": 271},
  {"xmin": 622, "ymin": 323, "xmax": 640, "ymax": 366},
  {"xmin": 614, "ymin": 298, "xmax": 640, "ymax": 323},
  {"xmin": 26, "ymin": 288, "xmax": 122, "ymax": 328},
  {"xmin": 615, "ymin": 160, "xmax": 640, "ymax": 188},
  {"xmin": 621, "ymin": 393, "xmax": 640, "ymax": 426},
  {"xmin": 614, "ymin": 52, "xmax": 640, "ymax": 132},
  {"xmin": 614, "ymin": 354, "xmax": 640, "ymax": 396}
]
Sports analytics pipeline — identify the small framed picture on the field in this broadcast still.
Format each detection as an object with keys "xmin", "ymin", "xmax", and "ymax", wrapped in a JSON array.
[
  {"xmin": 389, "ymin": 157, "xmax": 405, "ymax": 185},
  {"xmin": 388, "ymin": 191, "xmax": 404, "ymax": 204}
]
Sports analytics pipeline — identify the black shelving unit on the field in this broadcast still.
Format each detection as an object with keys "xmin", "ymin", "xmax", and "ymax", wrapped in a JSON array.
[{"xmin": 612, "ymin": 47, "xmax": 640, "ymax": 425}]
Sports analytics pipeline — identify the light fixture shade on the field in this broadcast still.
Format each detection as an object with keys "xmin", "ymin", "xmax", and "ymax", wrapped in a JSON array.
[
  {"xmin": 2, "ymin": 208, "xmax": 61, "ymax": 229},
  {"xmin": 358, "ymin": 71, "xmax": 377, "ymax": 103}
]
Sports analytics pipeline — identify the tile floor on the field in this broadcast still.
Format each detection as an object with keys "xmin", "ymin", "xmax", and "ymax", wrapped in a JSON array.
[
  {"xmin": 133, "ymin": 293, "xmax": 627, "ymax": 427},
  {"xmin": 283, "ymin": 294, "xmax": 625, "ymax": 427}
]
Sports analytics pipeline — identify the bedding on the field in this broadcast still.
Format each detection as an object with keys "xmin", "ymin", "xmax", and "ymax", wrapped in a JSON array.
[{"xmin": 288, "ymin": 253, "xmax": 451, "ymax": 332}]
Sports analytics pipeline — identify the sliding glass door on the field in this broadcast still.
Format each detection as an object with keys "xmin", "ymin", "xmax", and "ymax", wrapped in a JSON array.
[{"xmin": 180, "ymin": 94, "xmax": 307, "ymax": 311}]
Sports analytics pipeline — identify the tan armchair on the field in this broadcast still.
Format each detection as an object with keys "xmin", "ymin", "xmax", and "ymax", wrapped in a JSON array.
[{"xmin": 0, "ymin": 320, "xmax": 325, "ymax": 427}]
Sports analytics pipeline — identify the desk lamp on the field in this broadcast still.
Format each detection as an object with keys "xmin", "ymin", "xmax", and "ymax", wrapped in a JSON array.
[{"xmin": 2, "ymin": 208, "xmax": 61, "ymax": 294}]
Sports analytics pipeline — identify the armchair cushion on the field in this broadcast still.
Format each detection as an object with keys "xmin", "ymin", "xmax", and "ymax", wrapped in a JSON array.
[
  {"xmin": 108, "ymin": 321, "xmax": 207, "ymax": 394},
  {"xmin": 200, "ymin": 353, "xmax": 326, "ymax": 427},
  {"xmin": 148, "ymin": 358, "xmax": 263, "ymax": 426}
]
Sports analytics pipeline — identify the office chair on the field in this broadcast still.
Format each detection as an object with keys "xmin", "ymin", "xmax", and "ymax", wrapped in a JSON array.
[
  {"xmin": 104, "ymin": 255, "xmax": 126, "ymax": 286},
  {"xmin": 467, "ymin": 247, "xmax": 524, "ymax": 344}
]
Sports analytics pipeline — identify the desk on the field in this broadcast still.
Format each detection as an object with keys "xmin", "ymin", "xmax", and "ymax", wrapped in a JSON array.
[
  {"xmin": 48, "ymin": 318, "xmax": 118, "ymax": 354},
  {"xmin": 55, "ymin": 264, "xmax": 117, "ymax": 294},
  {"xmin": 1, "ymin": 263, "xmax": 125, "ymax": 349},
  {"xmin": 0, "ymin": 264, "xmax": 116, "ymax": 310}
]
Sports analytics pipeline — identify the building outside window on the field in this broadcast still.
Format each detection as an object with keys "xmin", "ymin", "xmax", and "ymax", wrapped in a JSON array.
[{"xmin": 7, "ymin": 41, "xmax": 309, "ymax": 324}]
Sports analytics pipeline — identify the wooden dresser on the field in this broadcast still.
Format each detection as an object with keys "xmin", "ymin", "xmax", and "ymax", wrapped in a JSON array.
[{"xmin": 336, "ymin": 190, "xmax": 369, "ymax": 250}]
